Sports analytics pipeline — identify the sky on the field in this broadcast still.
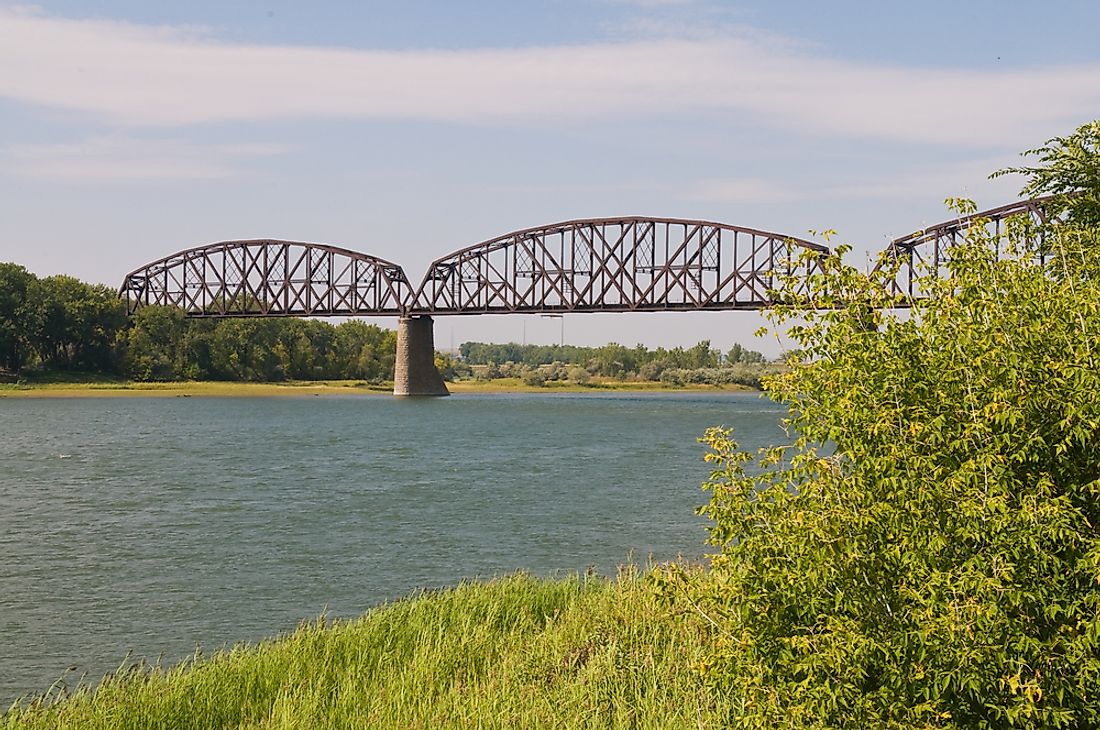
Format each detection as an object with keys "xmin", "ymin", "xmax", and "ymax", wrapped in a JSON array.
[{"xmin": 2, "ymin": 0, "xmax": 1099, "ymax": 354}]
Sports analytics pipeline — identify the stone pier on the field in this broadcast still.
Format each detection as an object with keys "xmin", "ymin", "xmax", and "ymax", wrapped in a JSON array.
[{"xmin": 393, "ymin": 315, "xmax": 450, "ymax": 396}]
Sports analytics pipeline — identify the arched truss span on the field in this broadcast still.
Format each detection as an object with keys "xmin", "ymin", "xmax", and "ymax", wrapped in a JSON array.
[
  {"xmin": 879, "ymin": 196, "xmax": 1060, "ymax": 300},
  {"xmin": 119, "ymin": 240, "xmax": 411, "ymax": 317},
  {"xmin": 410, "ymin": 217, "xmax": 829, "ymax": 314}
]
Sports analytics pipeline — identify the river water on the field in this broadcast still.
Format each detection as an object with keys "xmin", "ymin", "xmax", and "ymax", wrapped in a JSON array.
[{"xmin": 0, "ymin": 391, "xmax": 783, "ymax": 704}]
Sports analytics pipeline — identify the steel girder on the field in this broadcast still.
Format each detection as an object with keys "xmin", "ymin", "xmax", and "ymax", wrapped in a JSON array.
[
  {"xmin": 115, "ymin": 200, "xmax": 1065, "ymax": 318},
  {"xmin": 878, "ymin": 196, "xmax": 1059, "ymax": 301},
  {"xmin": 118, "ymin": 240, "xmax": 411, "ymax": 317},
  {"xmin": 410, "ymin": 217, "xmax": 828, "ymax": 314}
]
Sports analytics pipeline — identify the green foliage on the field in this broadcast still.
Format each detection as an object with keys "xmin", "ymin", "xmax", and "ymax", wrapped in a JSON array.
[
  {"xmin": 521, "ymin": 368, "xmax": 547, "ymax": 387},
  {"xmin": 0, "ymin": 264, "xmax": 400, "ymax": 382},
  {"xmin": 34, "ymin": 276, "xmax": 127, "ymax": 371},
  {"xmin": 121, "ymin": 306, "xmax": 188, "ymax": 380},
  {"xmin": 434, "ymin": 351, "xmax": 472, "ymax": 381},
  {"xmin": 658, "ymin": 365, "xmax": 773, "ymax": 389},
  {"xmin": 0, "ymin": 263, "xmax": 36, "ymax": 372},
  {"xmin": 725, "ymin": 342, "xmax": 766, "ymax": 365},
  {"xmin": 660, "ymin": 193, "xmax": 1100, "ymax": 725},
  {"xmin": 459, "ymin": 340, "xmax": 765, "ymax": 380},
  {"xmin": 567, "ymin": 365, "xmax": 591, "ymax": 384},
  {"xmin": 3, "ymin": 572, "xmax": 727, "ymax": 729},
  {"xmin": 993, "ymin": 119, "xmax": 1100, "ymax": 227},
  {"xmin": 116, "ymin": 311, "xmax": 397, "ymax": 382},
  {"xmin": 0, "ymin": 269, "xmax": 127, "ymax": 374}
]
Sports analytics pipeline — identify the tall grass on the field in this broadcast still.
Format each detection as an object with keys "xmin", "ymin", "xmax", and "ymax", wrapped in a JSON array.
[{"xmin": 3, "ymin": 571, "xmax": 727, "ymax": 729}]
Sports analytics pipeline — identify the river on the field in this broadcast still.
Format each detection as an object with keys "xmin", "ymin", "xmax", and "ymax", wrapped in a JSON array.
[{"xmin": 0, "ymin": 391, "xmax": 783, "ymax": 705}]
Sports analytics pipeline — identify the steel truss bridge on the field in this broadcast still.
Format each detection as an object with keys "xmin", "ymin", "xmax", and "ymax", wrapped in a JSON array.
[
  {"xmin": 878, "ymin": 196, "xmax": 1059, "ymax": 300},
  {"xmin": 118, "ymin": 200, "xmax": 1059, "ymax": 317}
]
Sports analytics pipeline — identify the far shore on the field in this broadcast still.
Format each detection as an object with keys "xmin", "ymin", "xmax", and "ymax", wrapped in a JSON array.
[{"xmin": 0, "ymin": 377, "xmax": 756, "ymax": 398}]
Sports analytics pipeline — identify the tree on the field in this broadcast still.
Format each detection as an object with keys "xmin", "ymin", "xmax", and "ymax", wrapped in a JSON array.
[
  {"xmin": 121, "ymin": 305, "xmax": 187, "ymax": 380},
  {"xmin": 31, "ymin": 275, "xmax": 125, "ymax": 372},
  {"xmin": 660, "ymin": 125, "xmax": 1100, "ymax": 728},
  {"xmin": 0, "ymin": 262, "xmax": 37, "ymax": 371},
  {"xmin": 725, "ymin": 342, "xmax": 766, "ymax": 364},
  {"xmin": 992, "ymin": 120, "xmax": 1100, "ymax": 227},
  {"xmin": 335, "ymin": 320, "xmax": 396, "ymax": 381}
]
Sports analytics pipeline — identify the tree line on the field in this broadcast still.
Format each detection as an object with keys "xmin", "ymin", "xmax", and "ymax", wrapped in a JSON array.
[
  {"xmin": 0, "ymin": 265, "xmax": 125, "ymax": 374},
  {"xmin": 458, "ymin": 340, "xmax": 767, "ymax": 380},
  {"xmin": 1, "ymin": 261, "xmax": 772, "ymax": 385},
  {"xmin": 0, "ymin": 263, "xmax": 396, "ymax": 382}
]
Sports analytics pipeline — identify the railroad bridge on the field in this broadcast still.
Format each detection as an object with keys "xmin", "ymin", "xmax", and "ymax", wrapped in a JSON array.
[{"xmin": 118, "ymin": 200, "xmax": 1055, "ymax": 395}]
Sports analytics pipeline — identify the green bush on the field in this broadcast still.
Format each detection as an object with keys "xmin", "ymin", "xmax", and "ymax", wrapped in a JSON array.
[
  {"xmin": 567, "ymin": 366, "xmax": 591, "ymax": 384},
  {"xmin": 658, "ymin": 366, "xmax": 772, "ymax": 389},
  {"xmin": 521, "ymin": 368, "xmax": 547, "ymax": 387},
  {"xmin": 659, "ymin": 123, "xmax": 1100, "ymax": 728}
]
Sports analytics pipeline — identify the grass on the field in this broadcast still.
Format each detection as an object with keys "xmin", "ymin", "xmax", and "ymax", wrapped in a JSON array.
[
  {"xmin": 0, "ymin": 379, "xmax": 392, "ymax": 398},
  {"xmin": 2, "ymin": 571, "xmax": 727, "ymax": 729}
]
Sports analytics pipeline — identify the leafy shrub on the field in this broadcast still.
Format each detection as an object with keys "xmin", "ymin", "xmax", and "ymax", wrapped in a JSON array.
[
  {"xmin": 660, "ymin": 192, "xmax": 1100, "ymax": 728},
  {"xmin": 567, "ymin": 366, "xmax": 590, "ymax": 384},
  {"xmin": 661, "ymin": 123, "xmax": 1100, "ymax": 727},
  {"xmin": 521, "ymin": 369, "xmax": 546, "ymax": 387},
  {"xmin": 658, "ymin": 365, "xmax": 772, "ymax": 389}
]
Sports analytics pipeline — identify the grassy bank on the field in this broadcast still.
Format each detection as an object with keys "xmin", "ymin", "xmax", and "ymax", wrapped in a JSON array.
[
  {"xmin": 3, "ymin": 572, "xmax": 725, "ymax": 729},
  {"xmin": 0, "ymin": 377, "xmax": 753, "ymax": 397},
  {"xmin": 0, "ymin": 379, "xmax": 392, "ymax": 398}
]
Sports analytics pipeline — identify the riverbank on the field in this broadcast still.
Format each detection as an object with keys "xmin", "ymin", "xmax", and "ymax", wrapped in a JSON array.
[
  {"xmin": 2, "ymin": 572, "xmax": 725, "ymax": 729},
  {"xmin": 0, "ymin": 379, "xmax": 392, "ymax": 398},
  {"xmin": 0, "ymin": 377, "xmax": 755, "ymax": 397}
]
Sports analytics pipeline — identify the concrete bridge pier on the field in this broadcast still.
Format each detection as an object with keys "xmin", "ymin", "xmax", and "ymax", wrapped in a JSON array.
[{"xmin": 393, "ymin": 315, "xmax": 450, "ymax": 397}]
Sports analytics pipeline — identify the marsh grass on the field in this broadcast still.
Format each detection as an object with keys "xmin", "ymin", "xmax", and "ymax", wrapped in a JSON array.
[{"xmin": 3, "ymin": 571, "xmax": 726, "ymax": 729}]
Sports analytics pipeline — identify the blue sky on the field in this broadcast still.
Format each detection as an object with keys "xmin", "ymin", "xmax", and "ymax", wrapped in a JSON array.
[{"xmin": 2, "ymin": 0, "xmax": 1098, "ymax": 353}]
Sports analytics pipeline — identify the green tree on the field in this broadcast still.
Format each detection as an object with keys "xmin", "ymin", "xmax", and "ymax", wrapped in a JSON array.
[
  {"xmin": 32, "ymin": 275, "xmax": 126, "ymax": 372},
  {"xmin": 121, "ymin": 305, "xmax": 187, "ymax": 380},
  {"xmin": 176, "ymin": 319, "xmax": 215, "ymax": 379},
  {"xmin": 207, "ymin": 319, "xmax": 283, "ymax": 381},
  {"xmin": 661, "ymin": 128, "xmax": 1100, "ymax": 728},
  {"xmin": 434, "ymin": 352, "xmax": 471, "ymax": 381},
  {"xmin": 725, "ymin": 342, "xmax": 766, "ymax": 364},
  {"xmin": 335, "ymin": 320, "xmax": 396, "ymax": 381},
  {"xmin": 0, "ymin": 262, "xmax": 38, "ymax": 371},
  {"xmin": 993, "ymin": 120, "xmax": 1100, "ymax": 226}
]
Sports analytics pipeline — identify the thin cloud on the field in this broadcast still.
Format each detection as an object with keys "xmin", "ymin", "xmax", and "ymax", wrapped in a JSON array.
[
  {"xmin": 0, "ymin": 6, "xmax": 1097, "ymax": 145},
  {"xmin": 5, "ymin": 136, "xmax": 286, "ymax": 181},
  {"xmin": 830, "ymin": 157, "xmax": 1025, "ymax": 203},
  {"xmin": 606, "ymin": 0, "xmax": 695, "ymax": 6},
  {"xmin": 687, "ymin": 178, "xmax": 798, "ymax": 204}
]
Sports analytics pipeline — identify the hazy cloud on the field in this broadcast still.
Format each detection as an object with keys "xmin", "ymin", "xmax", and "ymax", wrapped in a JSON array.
[
  {"xmin": 0, "ymin": 6, "xmax": 1097, "ymax": 146},
  {"xmin": 4, "ymin": 136, "xmax": 286, "ymax": 181},
  {"xmin": 606, "ymin": 0, "xmax": 696, "ymax": 7},
  {"xmin": 829, "ymin": 157, "xmax": 1025, "ymax": 203},
  {"xmin": 687, "ymin": 178, "xmax": 798, "ymax": 203}
]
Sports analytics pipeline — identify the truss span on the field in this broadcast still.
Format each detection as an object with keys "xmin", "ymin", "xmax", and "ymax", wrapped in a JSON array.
[
  {"xmin": 879, "ymin": 196, "xmax": 1059, "ymax": 300},
  {"xmin": 118, "ymin": 240, "xmax": 411, "ymax": 317},
  {"xmin": 410, "ymin": 217, "xmax": 828, "ymax": 314}
]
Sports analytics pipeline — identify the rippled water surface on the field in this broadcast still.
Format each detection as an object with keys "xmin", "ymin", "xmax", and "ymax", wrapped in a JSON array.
[{"xmin": 0, "ymin": 391, "xmax": 783, "ymax": 703}]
